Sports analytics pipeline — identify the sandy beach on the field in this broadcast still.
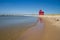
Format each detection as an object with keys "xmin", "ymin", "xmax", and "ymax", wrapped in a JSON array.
[{"xmin": 0, "ymin": 15, "xmax": 60, "ymax": 40}]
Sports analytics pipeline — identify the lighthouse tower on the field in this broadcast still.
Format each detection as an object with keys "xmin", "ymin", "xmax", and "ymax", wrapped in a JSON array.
[{"xmin": 39, "ymin": 10, "xmax": 44, "ymax": 15}]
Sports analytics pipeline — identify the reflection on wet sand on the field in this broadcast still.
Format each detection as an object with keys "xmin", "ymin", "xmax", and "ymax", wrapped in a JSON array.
[
  {"xmin": 38, "ymin": 17, "xmax": 43, "ymax": 23},
  {"xmin": 18, "ymin": 17, "xmax": 44, "ymax": 40}
]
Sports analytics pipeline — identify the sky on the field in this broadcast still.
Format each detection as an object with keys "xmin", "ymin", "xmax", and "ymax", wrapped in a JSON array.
[{"xmin": 0, "ymin": 0, "xmax": 60, "ymax": 15}]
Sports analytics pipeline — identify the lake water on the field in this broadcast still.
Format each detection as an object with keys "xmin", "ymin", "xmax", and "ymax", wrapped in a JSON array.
[
  {"xmin": 0, "ymin": 16, "xmax": 38, "ymax": 40},
  {"xmin": 0, "ymin": 16, "xmax": 37, "ymax": 27}
]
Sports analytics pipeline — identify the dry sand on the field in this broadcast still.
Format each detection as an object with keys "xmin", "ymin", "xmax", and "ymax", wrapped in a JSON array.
[{"xmin": 42, "ymin": 16, "xmax": 60, "ymax": 40}]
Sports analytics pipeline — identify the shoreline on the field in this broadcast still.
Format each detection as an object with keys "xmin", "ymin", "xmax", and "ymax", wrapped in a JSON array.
[
  {"xmin": 18, "ymin": 18, "xmax": 44, "ymax": 40},
  {"xmin": 0, "ymin": 22, "xmax": 37, "ymax": 40}
]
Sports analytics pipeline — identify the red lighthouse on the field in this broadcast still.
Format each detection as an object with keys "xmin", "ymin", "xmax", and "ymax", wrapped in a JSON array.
[{"xmin": 39, "ymin": 10, "xmax": 44, "ymax": 15}]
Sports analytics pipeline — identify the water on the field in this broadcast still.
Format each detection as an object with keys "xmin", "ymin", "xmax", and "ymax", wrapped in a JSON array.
[{"xmin": 0, "ymin": 16, "xmax": 37, "ymax": 27}]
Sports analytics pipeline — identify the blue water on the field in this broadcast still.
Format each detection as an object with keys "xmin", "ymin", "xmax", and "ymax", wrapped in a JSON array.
[{"xmin": 0, "ymin": 16, "xmax": 37, "ymax": 27}]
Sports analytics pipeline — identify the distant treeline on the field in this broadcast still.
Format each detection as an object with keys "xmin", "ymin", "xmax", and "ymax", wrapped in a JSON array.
[
  {"xmin": 0, "ymin": 15, "xmax": 14, "ymax": 16},
  {"xmin": 0, "ymin": 15, "xmax": 24, "ymax": 17}
]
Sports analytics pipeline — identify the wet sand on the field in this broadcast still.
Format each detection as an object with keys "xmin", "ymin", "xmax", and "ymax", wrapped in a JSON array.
[
  {"xmin": 0, "ymin": 22, "xmax": 36, "ymax": 40},
  {"xmin": 18, "ymin": 19, "xmax": 44, "ymax": 40}
]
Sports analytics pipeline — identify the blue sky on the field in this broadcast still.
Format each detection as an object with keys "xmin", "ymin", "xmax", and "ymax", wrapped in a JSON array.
[{"xmin": 0, "ymin": 0, "xmax": 60, "ymax": 15}]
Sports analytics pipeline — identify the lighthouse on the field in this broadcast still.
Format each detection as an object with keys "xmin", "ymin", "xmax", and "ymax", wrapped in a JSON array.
[
  {"xmin": 38, "ymin": 10, "xmax": 44, "ymax": 23},
  {"xmin": 39, "ymin": 10, "xmax": 44, "ymax": 15}
]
